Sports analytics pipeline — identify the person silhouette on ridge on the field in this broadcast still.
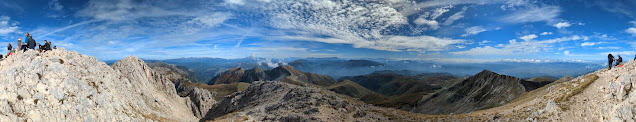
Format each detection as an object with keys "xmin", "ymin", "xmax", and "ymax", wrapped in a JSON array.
[{"xmin": 608, "ymin": 53, "xmax": 614, "ymax": 70}]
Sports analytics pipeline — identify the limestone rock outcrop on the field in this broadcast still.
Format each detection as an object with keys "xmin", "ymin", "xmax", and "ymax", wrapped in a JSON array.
[
  {"xmin": 148, "ymin": 62, "xmax": 216, "ymax": 118},
  {"xmin": 201, "ymin": 81, "xmax": 425, "ymax": 121},
  {"xmin": 0, "ymin": 49, "xmax": 207, "ymax": 121},
  {"xmin": 148, "ymin": 62, "xmax": 199, "ymax": 82}
]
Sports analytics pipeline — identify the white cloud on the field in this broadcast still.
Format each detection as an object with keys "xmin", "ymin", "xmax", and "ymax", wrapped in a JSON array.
[
  {"xmin": 414, "ymin": 5, "xmax": 453, "ymax": 30},
  {"xmin": 257, "ymin": 58, "xmax": 287, "ymax": 68},
  {"xmin": 581, "ymin": 42, "xmax": 603, "ymax": 46},
  {"xmin": 479, "ymin": 40, "xmax": 491, "ymax": 45},
  {"xmin": 626, "ymin": 27, "xmax": 636, "ymax": 36},
  {"xmin": 598, "ymin": 47, "xmax": 621, "ymax": 49},
  {"xmin": 453, "ymin": 35, "xmax": 588, "ymax": 56},
  {"xmin": 596, "ymin": 1, "xmax": 636, "ymax": 19},
  {"xmin": 502, "ymin": 6, "xmax": 560, "ymax": 23},
  {"xmin": 627, "ymin": 42, "xmax": 636, "ymax": 48},
  {"xmin": 40, "ymin": 19, "xmax": 102, "ymax": 38},
  {"xmin": 509, "ymin": 39, "xmax": 517, "ymax": 44},
  {"xmin": 76, "ymin": 0, "xmax": 203, "ymax": 21},
  {"xmin": 451, "ymin": 46, "xmax": 514, "ymax": 55},
  {"xmin": 500, "ymin": 0, "xmax": 532, "ymax": 11},
  {"xmin": 398, "ymin": 0, "xmax": 504, "ymax": 16},
  {"xmin": 540, "ymin": 32, "xmax": 553, "ymax": 35},
  {"xmin": 0, "ymin": 16, "xmax": 19, "ymax": 36},
  {"xmin": 519, "ymin": 34, "xmax": 537, "ymax": 41},
  {"xmin": 553, "ymin": 22, "xmax": 571, "ymax": 29},
  {"xmin": 414, "ymin": 18, "xmax": 440, "ymax": 29},
  {"xmin": 275, "ymin": 35, "xmax": 465, "ymax": 53},
  {"xmin": 225, "ymin": 0, "xmax": 245, "ymax": 5},
  {"xmin": 442, "ymin": 6, "xmax": 467, "ymax": 25},
  {"xmin": 564, "ymin": 50, "xmax": 569, "ymax": 55},
  {"xmin": 189, "ymin": 13, "xmax": 231, "ymax": 27},
  {"xmin": 502, "ymin": 59, "xmax": 551, "ymax": 63},
  {"xmin": 461, "ymin": 26, "xmax": 487, "ymax": 37},
  {"xmin": 236, "ymin": 0, "xmax": 470, "ymax": 53},
  {"xmin": 48, "ymin": 0, "xmax": 63, "ymax": 11},
  {"xmin": 599, "ymin": 51, "xmax": 636, "ymax": 57},
  {"xmin": 558, "ymin": 46, "xmax": 574, "ymax": 51},
  {"xmin": 456, "ymin": 45, "xmax": 466, "ymax": 49}
]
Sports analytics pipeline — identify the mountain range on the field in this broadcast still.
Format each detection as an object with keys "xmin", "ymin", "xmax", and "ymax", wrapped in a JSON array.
[
  {"xmin": 3, "ymin": 49, "xmax": 633, "ymax": 121},
  {"xmin": 112, "ymin": 57, "xmax": 604, "ymax": 84}
]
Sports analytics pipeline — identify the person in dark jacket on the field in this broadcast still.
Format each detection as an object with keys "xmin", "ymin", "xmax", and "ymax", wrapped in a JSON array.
[
  {"xmin": 27, "ymin": 35, "xmax": 36, "ymax": 50},
  {"xmin": 43, "ymin": 40, "xmax": 51, "ymax": 52},
  {"xmin": 615, "ymin": 55, "xmax": 623, "ymax": 66},
  {"xmin": 608, "ymin": 54, "xmax": 614, "ymax": 70},
  {"xmin": 37, "ymin": 43, "xmax": 42, "ymax": 52},
  {"xmin": 20, "ymin": 32, "xmax": 28, "ymax": 51},
  {"xmin": 20, "ymin": 42, "xmax": 27, "ymax": 52}
]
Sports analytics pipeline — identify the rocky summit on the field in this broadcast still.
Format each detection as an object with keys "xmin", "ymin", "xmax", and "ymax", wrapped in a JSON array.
[
  {"xmin": 0, "ymin": 49, "xmax": 212, "ymax": 121},
  {"xmin": 413, "ymin": 70, "xmax": 550, "ymax": 114},
  {"xmin": 201, "ymin": 81, "xmax": 425, "ymax": 121}
]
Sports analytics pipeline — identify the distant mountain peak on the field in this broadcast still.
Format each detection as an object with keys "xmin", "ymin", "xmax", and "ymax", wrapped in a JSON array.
[
  {"xmin": 209, "ymin": 65, "xmax": 336, "ymax": 86},
  {"xmin": 476, "ymin": 69, "xmax": 496, "ymax": 75}
]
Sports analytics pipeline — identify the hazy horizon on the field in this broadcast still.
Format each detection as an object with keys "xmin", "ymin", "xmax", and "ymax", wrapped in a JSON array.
[{"xmin": 1, "ymin": 0, "xmax": 636, "ymax": 62}]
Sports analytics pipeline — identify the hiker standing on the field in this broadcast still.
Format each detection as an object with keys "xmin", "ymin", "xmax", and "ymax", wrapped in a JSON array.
[
  {"xmin": 6, "ymin": 43, "xmax": 11, "ymax": 57},
  {"xmin": 608, "ymin": 54, "xmax": 614, "ymax": 70},
  {"xmin": 22, "ymin": 32, "xmax": 29, "ymax": 50},
  {"xmin": 27, "ymin": 35, "xmax": 36, "ymax": 50}
]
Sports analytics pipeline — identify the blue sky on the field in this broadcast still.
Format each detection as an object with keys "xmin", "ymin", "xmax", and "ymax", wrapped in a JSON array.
[{"xmin": 1, "ymin": 0, "xmax": 636, "ymax": 63}]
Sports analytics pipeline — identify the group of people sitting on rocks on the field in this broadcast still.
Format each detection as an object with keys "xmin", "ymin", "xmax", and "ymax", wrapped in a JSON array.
[
  {"xmin": 4, "ymin": 32, "xmax": 57, "ymax": 58},
  {"xmin": 607, "ymin": 53, "xmax": 632, "ymax": 70}
]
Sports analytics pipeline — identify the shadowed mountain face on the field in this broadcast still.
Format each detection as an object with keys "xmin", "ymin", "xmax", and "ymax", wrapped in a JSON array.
[
  {"xmin": 338, "ymin": 71, "xmax": 456, "ymax": 96},
  {"xmin": 151, "ymin": 63, "xmax": 252, "ymax": 101},
  {"xmin": 148, "ymin": 62, "xmax": 201, "ymax": 82},
  {"xmin": 413, "ymin": 70, "xmax": 552, "ymax": 114},
  {"xmin": 332, "ymin": 70, "xmax": 459, "ymax": 110},
  {"xmin": 208, "ymin": 65, "xmax": 337, "ymax": 86}
]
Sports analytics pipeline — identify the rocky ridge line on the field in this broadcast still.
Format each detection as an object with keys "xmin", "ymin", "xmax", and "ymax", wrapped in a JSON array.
[{"xmin": 0, "ymin": 49, "xmax": 212, "ymax": 121}]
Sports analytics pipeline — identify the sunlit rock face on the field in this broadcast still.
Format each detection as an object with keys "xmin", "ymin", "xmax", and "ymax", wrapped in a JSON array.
[{"xmin": 0, "ymin": 49, "xmax": 211, "ymax": 121}]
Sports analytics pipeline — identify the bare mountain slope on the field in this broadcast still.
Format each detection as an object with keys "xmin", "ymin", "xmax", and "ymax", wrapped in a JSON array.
[
  {"xmin": 0, "ymin": 49, "xmax": 210, "ymax": 121},
  {"xmin": 201, "ymin": 81, "xmax": 429, "ymax": 121},
  {"xmin": 413, "ymin": 70, "xmax": 551, "ymax": 114}
]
